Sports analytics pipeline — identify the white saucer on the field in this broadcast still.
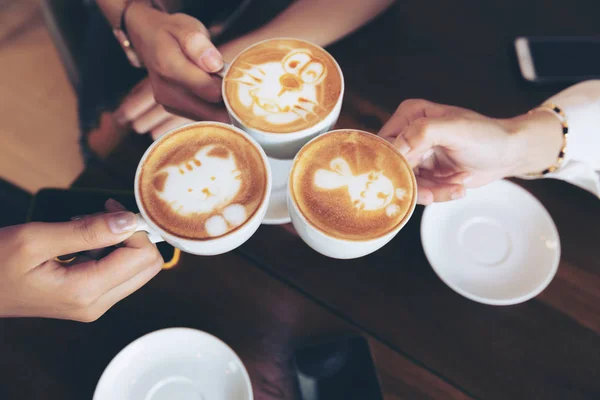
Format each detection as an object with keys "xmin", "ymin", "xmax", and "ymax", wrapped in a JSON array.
[
  {"xmin": 263, "ymin": 157, "xmax": 293, "ymax": 225},
  {"xmin": 94, "ymin": 328, "xmax": 253, "ymax": 400},
  {"xmin": 421, "ymin": 180, "xmax": 560, "ymax": 306}
]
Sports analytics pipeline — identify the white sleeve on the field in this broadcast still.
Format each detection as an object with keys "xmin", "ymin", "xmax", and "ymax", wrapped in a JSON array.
[{"xmin": 542, "ymin": 80, "xmax": 600, "ymax": 198}]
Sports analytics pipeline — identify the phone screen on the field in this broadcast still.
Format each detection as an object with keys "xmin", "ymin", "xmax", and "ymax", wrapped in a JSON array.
[
  {"xmin": 293, "ymin": 336, "xmax": 384, "ymax": 400},
  {"xmin": 528, "ymin": 37, "xmax": 600, "ymax": 80},
  {"xmin": 29, "ymin": 188, "xmax": 177, "ymax": 265}
]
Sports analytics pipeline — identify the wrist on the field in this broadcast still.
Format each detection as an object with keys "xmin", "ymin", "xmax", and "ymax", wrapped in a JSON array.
[{"xmin": 504, "ymin": 111, "xmax": 564, "ymax": 176}]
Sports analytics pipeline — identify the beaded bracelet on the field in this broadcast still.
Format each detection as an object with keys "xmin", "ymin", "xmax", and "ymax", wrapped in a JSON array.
[{"xmin": 526, "ymin": 103, "xmax": 569, "ymax": 176}]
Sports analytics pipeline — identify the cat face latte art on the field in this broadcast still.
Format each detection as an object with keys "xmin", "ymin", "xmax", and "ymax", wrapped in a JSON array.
[
  {"xmin": 223, "ymin": 38, "xmax": 343, "ymax": 134},
  {"xmin": 137, "ymin": 123, "xmax": 269, "ymax": 241}
]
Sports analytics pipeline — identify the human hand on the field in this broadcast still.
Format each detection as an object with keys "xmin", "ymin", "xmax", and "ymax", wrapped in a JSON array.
[
  {"xmin": 124, "ymin": 4, "xmax": 225, "ymax": 119},
  {"xmin": 0, "ymin": 199, "xmax": 163, "ymax": 322},
  {"xmin": 379, "ymin": 99, "xmax": 563, "ymax": 204},
  {"xmin": 115, "ymin": 78, "xmax": 228, "ymax": 140}
]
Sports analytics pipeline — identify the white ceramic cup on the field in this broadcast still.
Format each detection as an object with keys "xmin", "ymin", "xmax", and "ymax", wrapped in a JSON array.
[
  {"xmin": 287, "ymin": 130, "xmax": 418, "ymax": 259},
  {"xmin": 93, "ymin": 327, "xmax": 253, "ymax": 400},
  {"xmin": 221, "ymin": 38, "xmax": 345, "ymax": 160},
  {"xmin": 133, "ymin": 121, "xmax": 272, "ymax": 256}
]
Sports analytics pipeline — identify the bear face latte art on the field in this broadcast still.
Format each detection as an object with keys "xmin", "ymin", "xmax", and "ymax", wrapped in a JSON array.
[
  {"xmin": 223, "ymin": 38, "xmax": 343, "ymax": 134},
  {"xmin": 137, "ymin": 123, "xmax": 268, "ymax": 240}
]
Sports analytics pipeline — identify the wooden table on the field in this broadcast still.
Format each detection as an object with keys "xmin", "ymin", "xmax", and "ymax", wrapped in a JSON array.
[{"xmin": 2, "ymin": 0, "xmax": 600, "ymax": 399}]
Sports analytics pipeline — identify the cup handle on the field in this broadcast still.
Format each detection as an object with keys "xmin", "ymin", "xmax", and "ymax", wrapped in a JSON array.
[{"xmin": 135, "ymin": 214, "xmax": 164, "ymax": 244}]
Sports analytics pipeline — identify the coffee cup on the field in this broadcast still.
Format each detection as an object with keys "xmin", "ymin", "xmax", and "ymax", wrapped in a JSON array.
[
  {"xmin": 222, "ymin": 38, "xmax": 344, "ymax": 160},
  {"xmin": 288, "ymin": 129, "xmax": 417, "ymax": 259},
  {"xmin": 133, "ymin": 121, "xmax": 271, "ymax": 255}
]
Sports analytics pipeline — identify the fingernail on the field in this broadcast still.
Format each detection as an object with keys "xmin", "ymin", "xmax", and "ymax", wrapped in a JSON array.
[
  {"xmin": 451, "ymin": 190, "xmax": 464, "ymax": 200},
  {"xmin": 106, "ymin": 198, "xmax": 127, "ymax": 211},
  {"xmin": 107, "ymin": 212, "xmax": 137, "ymax": 234},
  {"xmin": 394, "ymin": 138, "xmax": 411, "ymax": 156},
  {"xmin": 200, "ymin": 48, "xmax": 223, "ymax": 72}
]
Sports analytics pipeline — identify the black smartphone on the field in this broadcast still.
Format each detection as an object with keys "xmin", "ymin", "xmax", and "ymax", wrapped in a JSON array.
[
  {"xmin": 293, "ymin": 336, "xmax": 384, "ymax": 400},
  {"xmin": 515, "ymin": 36, "xmax": 600, "ymax": 83},
  {"xmin": 29, "ymin": 188, "xmax": 178, "ymax": 267}
]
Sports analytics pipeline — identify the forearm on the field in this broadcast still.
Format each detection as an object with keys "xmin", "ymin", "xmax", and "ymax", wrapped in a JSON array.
[
  {"xmin": 219, "ymin": 0, "xmax": 394, "ymax": 60},
  {"xmin": 97, "ymin": 0, "xmax": 178, "ymax": 28}
]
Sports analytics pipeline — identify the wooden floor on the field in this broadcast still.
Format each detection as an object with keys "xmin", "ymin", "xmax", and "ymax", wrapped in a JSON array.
[{"xmin": 0, "ymin": 0, "xmax": 83, "ymax": 194}]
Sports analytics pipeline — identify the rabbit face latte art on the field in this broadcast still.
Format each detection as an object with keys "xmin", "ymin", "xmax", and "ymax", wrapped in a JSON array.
[
  {"xmin": 224, "ymin": 38, "xmax": 342, "ymax": 133},
  {"xmin": 290, "ymin": 130, "xmax": 416, "ymax": 241},
  {"xmin": 138, "ymin": 124, "xmax": 268, "ymax": 240}
]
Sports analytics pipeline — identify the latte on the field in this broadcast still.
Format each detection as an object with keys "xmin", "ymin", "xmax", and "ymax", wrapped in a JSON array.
[
  {"xmin": 138, "ymin": 123, "xmax": 268, "ymax": 240},
  {"xmin": 290, "ymin": 130, "xmax": 416, "ymax": 241},
  {"xmin": 223, "ymin": 38, "xmax": 343, "ymax": 134}
]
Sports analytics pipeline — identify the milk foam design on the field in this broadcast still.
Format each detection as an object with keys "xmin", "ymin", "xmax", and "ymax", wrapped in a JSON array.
[
  {"xmin": 314, "ymin": 158, "xmax": 405, "ymax": 217},
  {"xmin": 156, "ymin": 145, "xmax": 248, "ymax": 237},
  {"xmin": 228, "ymin": 48, "xmax": 327, "ymax": 126}
]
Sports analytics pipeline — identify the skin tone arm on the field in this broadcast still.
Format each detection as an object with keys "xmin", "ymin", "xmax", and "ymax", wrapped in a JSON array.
[
  {"xmin": 379, "ymin": 99, "xmax": 565, "ymax": 204},
  {"xmin": 114, "ymin": 0, "xmax": 395, "ymax": 137},
  {"xmin": 219, "ymin": 0, "xmax": 395, "ymax": 59}
]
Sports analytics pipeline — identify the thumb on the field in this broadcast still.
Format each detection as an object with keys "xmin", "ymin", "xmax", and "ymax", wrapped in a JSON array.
[
  {"xmin": 32, "ymin": 212, "xmax": 138, "ymax": 261},
  {"xmin": 173, "ymin": 18, "xmax": 223, "ymax": 73},
  {"xmin": 394, "ymin": 117, "xmax": 465, "ymax": 168}
]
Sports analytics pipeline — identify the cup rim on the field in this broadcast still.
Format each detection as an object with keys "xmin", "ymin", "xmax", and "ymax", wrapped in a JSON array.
[
  {"xmin": 93, "ymin": 327, "xmax": 253, "ymax": 400},
  {"xmin": 288, "ymin": 129, "xmax": 418, "ymax": 243},
  {"xmin": 221, "ymin": 37, "xmax": 345, "ymax": 139},
  {"xmin": 134, "ymin": 121, "xmax": 272, "ymax": 244}
]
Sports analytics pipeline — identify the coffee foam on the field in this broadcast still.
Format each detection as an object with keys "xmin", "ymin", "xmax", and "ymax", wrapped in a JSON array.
[
  {"xmin": 224, "ymin": 38, "xmax": 342, "ymax": 133},
  {"xmin": 290, "ymin": 130, "xmax": 416, "ymax": 241},
  {"xmin": 138, "ymin": 124, "xmax": 267, "ymax": 240}
]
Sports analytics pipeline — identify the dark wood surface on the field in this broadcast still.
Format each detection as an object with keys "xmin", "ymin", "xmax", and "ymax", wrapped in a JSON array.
[{"xmin": 2, "ymin": 0, "xmax": 600, "ymax": 399}]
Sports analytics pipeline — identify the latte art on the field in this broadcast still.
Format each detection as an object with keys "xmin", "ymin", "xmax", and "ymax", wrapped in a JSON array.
[
  {"xmin": 224, "ymin": 39, "xmax": 342, "ymax": 133},
  {"xmin": 138, "ymin": 124, "xmax": 268, "ymax": 240},
  {"xmin": 155, "ymin": 145, "xmax": 247, "ymax": 237},
  {"xmin": 314, "ymin": 158, "xmax": 406, "ymax": 217},
  {"xmin": 290, "ymin": 130, "xmax": 416, "ymax": 241}
]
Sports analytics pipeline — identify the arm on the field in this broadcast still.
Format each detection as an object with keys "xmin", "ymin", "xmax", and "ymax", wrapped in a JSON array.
[
  {"xmin": 96, "ymin": 0, "xmax": 180, "ymax": 26},
  {"xmin": 513, "ymin": 80, "xmax": 600, "ymax": 197},
  {"xmin": 377, "ymin": 80, "xmax": 600, "ymax": 204},
  {"xmin": 219, "ymin": 0, "xmax": 395, "ymax": 59}
]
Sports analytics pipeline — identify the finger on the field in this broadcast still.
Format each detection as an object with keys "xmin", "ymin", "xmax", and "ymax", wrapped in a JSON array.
[
  {"xmin": 105, "ymin": 198, "xmax": 127, "ymax": 212},
  {"xmin": 89, "ymin": 257, "xmax": 163, "ymax": 317},
  {"xmin": 379, "ymin": 99, "xmax": 448, "ymax": 140},
  {"xmin": 151, "ymin": 115, "xmax": 195, "ymax": 140},
  {"xmin": 397, "ymin": 117, "xmax": 466, "ymax": 168},
  {"xmin": 64, "ymin": 231, "xmax": 162, "ymax": 296},
  {"xmin": 27, "ymin": 212, "xmax": 138, "ymax": 262},
  {"xmin": 416, "ymin": 186, "xmax": 434, "ymax": 205},
  {"xmin": 417, "ymin": 177, "xmax": 466, "ymax": 202},
  {"xmin": 131, "ymin": 104, "xmax": 172, "ymax": 134},
  {"xmin": 114, "ymin": 79, "xmax": 156, "ymax": 123},
  {"xmin": 169, "ymin": 16, "xmax": 223, "ymax": 72},
  {"xmin": 418, "ymin": 169, "xmax": 472, "ymax": 185},
  {"xmin": 154, "ymin": 77, "xmax": 227, "ymax": 120},
  {"xmin": 151, "ymin": 44, "xmax": 222, "ymax": 103},
  {"xmin": 105, "ymin": 199, "xmax": 152, "ymax": 248}
]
